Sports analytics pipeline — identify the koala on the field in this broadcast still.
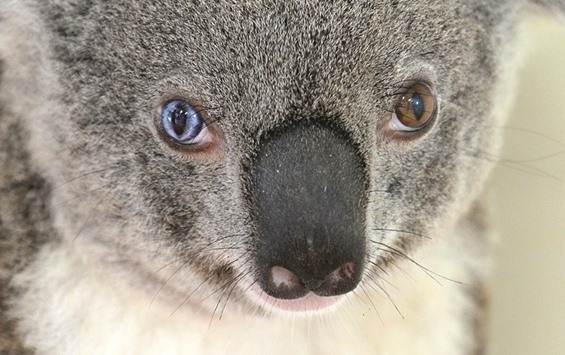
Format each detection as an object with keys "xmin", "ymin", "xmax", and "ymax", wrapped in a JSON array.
[{"xmin": 0, "ymin": 0, "xmax": 563, "ymax": 354}]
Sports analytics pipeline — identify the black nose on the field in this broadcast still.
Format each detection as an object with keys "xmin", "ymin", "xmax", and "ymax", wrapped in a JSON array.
[{"xmin": 252, "ymin": 122, "xmax": 367, "ymax": 300}]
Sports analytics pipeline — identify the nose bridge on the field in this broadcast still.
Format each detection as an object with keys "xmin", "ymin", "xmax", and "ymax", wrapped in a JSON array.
[{"xmin": 252, "ymin": 122, "xmax": 367, "ymax": 296}]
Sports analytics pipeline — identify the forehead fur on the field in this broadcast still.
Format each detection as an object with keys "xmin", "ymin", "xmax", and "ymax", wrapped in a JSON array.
[{"xmin": 39, "ymin": 0, "xmax": 518, "ymax": 121}]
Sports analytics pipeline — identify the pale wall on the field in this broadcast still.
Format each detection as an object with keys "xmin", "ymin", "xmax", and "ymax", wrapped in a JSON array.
[{"xmin": 490, "ymin": 16, "xmax": 565, "ymax": 355}]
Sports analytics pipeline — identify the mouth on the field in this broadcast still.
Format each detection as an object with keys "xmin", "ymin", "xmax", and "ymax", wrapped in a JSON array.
[{"xmin": 250, "ymin": 287, "xmax": 344, "ymax": 313}]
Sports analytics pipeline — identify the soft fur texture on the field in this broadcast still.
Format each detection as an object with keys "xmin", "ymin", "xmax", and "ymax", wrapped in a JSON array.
[{"xmin": 0, "ymin": 1, "xmax": 562, "ymax": 354}]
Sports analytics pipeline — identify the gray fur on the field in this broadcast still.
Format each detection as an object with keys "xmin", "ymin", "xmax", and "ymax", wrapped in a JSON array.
[{"xmin": 0, "ymin": 0, "xmax": 562, "ymax": 353}]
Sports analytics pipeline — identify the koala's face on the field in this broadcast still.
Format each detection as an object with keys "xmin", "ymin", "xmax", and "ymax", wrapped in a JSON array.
[{"xmin": 32, "ymin": 0, "xmax": 520, "ymax": 313}]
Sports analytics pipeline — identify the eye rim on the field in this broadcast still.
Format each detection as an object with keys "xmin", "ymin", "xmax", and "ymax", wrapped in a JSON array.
[
  {"xmin": 386, "ymin": 81, "xmax": 438, "ymax": 138},
  {"xmin": 153, "ymin": 95, "xmax": 223, "ymax": 158}
]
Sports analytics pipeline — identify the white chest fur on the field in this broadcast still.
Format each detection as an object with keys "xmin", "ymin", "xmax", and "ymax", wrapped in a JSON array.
[{"xmin": 11, "ymin": 225, "xmax": 485, "ymax": 355}]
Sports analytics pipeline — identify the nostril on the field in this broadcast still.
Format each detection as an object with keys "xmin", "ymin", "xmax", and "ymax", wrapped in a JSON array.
[
  {"xmin": 263, "ymin": 262, "xmax": 362, "ymax": 300},
  {"xmin": 313, "ymin": 261, "xmax": 360, "ymax": 297},
  {"xmin": 271, "ymin": 266, "xmax": 301, "ymax": 289},
  {"xmin": 331, "ymin": 262, "xmax": 357, "ymax": 284},
  {"xmin": 266, "ymin": 266, "xmax": 308, "ymax": 299}
]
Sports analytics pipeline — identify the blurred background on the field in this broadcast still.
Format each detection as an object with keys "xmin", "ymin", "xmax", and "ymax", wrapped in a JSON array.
[{"xmin": 489, "ymin": 15, "xmax": 565, "ymax": 355}]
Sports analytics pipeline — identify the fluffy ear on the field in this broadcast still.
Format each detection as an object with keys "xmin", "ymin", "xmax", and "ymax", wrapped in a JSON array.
[{"xmin": 529, "ymin": 0, "xmax": 565, "ymax": 19}]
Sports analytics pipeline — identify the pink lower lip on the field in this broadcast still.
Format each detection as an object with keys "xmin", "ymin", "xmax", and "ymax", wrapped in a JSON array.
[{"xmin": 252, "ymin": 289, "xmax": 343, "ymax": 313}]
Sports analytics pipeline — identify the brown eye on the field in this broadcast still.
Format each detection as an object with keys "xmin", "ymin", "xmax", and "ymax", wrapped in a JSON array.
[{"xmin": 391, "ymin": 82, "xmax": 436, "ymax": 132}]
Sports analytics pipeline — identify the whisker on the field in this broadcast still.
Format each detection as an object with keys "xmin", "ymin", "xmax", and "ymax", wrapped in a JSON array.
[
  {"xmin": 151, "ymin": 233, "xmax": 245, "ymax": 275},
  {"xmin": 371, "ymin": 241, "xmax": 462, "ymax": 285},
  {"xmin": 72, "ymin": 188, "xmax": 113, "ymax": 242},
  {"xmin": 200, "ymin": 255, "xmax": 250, "ymax": 303},
  {"xmin": 493, "ymin": 150, "xmax": 565, "ymax": 164},
  {"xmin": 358, "ymin": 283, "xmax": 378, "ymax": 313},
  {"xmin": 351, "ymin": 289, "xmax": 372, "ymax": 311},
  {"xmin": 49, "ymin": 184, "xmax": 110, "ymax": 212},
  {"xmin": 168, "ymin": 277, "xmax": 210, "ymax": 319},
  {"xmin": 484, "ymin": 124, "xmax": 565, "ymax": 149},
  {"xmin": 362, "ymin": 269, "xmax": 404, "ymax": 319},
  {"xmin": 365, "ymin": 264, "xmax": 397, "ymax": 290},
  {"xmin": 373, "ymin": 244, "xmax": 441, "ymax": 284},
  {"xmin": 465, "ymin": 150, "xmax": 561, "ymax": 180},
  {"xmin": 165, "ymin": 249, "xmax": 250, "ymax": 317},
  {"xmin": 210, "ymin": 269, "xmax": 253, "ymax": 326},
  {"xmin": 44, "ymin": 167, "xmax": 112, "ymax": 197},
  {"xmin": 218, "ymin": 270, "xmax": 252, "ymax": 321},
  {"xmin": 372, "ymin": 227, "xmax": 431, "ymax": 240},
  {"xmin": 150, "ymin": 258, "xmax": 192, "ymax": 309},
  {"xmin": 467, "ymin": 148, "xmax": 565, "ymax": 165}
]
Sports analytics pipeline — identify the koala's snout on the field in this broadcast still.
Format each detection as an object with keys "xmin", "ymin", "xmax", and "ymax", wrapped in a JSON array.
[{"xmin": 252, "ymin": 123, "xmax": 367, "ymax": 301}]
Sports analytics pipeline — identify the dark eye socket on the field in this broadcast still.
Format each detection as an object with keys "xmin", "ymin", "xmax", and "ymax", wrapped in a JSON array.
[
  {"xmin": 392, "ymin": 82, "xmax": 436, "ymax": 132},
  {"xmin": 160, "ymin": 100, "xmax": 209, "ymax": 145}
]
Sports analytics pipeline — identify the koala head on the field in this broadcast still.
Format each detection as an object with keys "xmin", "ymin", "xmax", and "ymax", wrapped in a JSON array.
[{"xmin": 9, "ymin": 0, "xmax": 560, "ymax": 314}]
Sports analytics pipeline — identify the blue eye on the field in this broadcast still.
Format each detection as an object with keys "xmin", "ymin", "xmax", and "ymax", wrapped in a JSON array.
[{"xmin": 160, "ymin": 100, "xmax": 209, "ymax": 145}]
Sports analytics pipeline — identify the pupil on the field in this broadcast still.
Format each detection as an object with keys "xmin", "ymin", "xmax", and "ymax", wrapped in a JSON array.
[
  {"xmin": 172, "ymin": 104, "xmax": 190, "ymax": 136},
  {"xmin": 410, "ymin": 93, "xmax": 425, "ymax": 121}
]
